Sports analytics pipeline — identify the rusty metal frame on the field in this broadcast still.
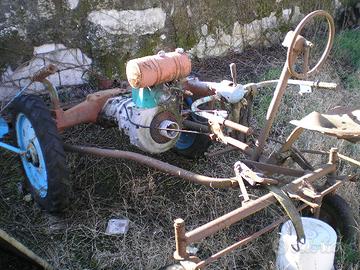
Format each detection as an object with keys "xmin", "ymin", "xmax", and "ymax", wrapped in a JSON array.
[
  {"xmin": 172, "ymin": 151, "xmax": 340, "ymax": 269},
  {"xmin": 26, "ymin": 10, "xmax": 357, "ymax": 270}
]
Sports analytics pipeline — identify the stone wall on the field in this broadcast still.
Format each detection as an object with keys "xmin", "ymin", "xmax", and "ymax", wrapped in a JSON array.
[{"xmin": 0, "ymin": 0, "xmax": 342, "ymax": 98}]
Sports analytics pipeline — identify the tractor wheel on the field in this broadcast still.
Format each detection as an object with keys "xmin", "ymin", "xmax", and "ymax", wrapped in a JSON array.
[
  {"xmin": 175, "ymin": 97, "xmax": 211, "ymax": 159},
  {"xmin": 318, "ymin": 194, "xmax": 357, "ymax": 243},
  {"xmin": 305, "ymin": 194, "xmax": 357, "ymax": 243},
  {"xmin": 12, "ymin": 95, "xmax": 70, "ymax": 212},
  {"xmin": 174, "ymin": 132, "xmax": 211, "ymax": 159}
]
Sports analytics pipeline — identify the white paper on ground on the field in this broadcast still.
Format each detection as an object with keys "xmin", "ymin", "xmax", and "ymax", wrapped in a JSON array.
[{"xmin": 105, "ymin": 219, "xmax": 129, "ymax": 235}]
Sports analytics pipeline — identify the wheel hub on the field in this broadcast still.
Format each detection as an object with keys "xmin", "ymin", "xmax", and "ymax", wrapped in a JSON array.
[{"xmin": 26, "ymin": 142, "xmax": 40, "ymax": 167}]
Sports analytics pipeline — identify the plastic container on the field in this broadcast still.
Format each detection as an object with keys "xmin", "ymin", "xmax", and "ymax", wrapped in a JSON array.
[
  {"xmin": 277, "ymin": 217, "xmax": 337, "ymax": 270},
  {"xmin": 126, "ymin": 48, "xmax": 191, "ymax": 88}
]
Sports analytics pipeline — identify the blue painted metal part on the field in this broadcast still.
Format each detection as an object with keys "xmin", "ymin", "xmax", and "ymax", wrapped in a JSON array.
[
  {"xmin": 0, "ymin": 116, "xmax": 24, "ymax": 154},
  {"xmin": 175, "ymin": 133, "xmax": 196, "ymax": 150},
  {"xmin": 132, "ymin": 87, "xmax": 157, "ymax": 108},
  {"xmin": 16, "ymin": 113, "xmax": 48, "ymax": 198},
  {"xmin": 176, "ymin": 97, "xmax": 197, "ymax": 150},
  {"xmin": 0, "ymin": 116, "xmax": 9, "ymax": 139},
  {"xmin": 0, "ymin": 142, "xmax": 23, "ymax": 154}
]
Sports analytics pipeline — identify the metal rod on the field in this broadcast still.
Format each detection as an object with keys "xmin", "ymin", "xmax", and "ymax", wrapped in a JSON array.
[
  {"xmin": 195, "ymin": 204, "xmax": 308, "ymax": 269},
  {"xmin": 173, "ymin": 219, "xmax": 188, "ymax": 260},
  {"xmin": 205, "ymin": 146, "xmax": 236, "ymax": 157},
  {"xmin": 0, "ymin": 142, "xmax": 23, "ymax": 154},
  {"xmin": 223, "ymin": 136, "xmax": 253, "ymax": 156},
  {"xmin": 42, "ymin": 79, "xmax": 60, "ymax": 110},
  {"xmin": 0, "ymin": 229, "xmax": 53, "ymax": 270},
  {"xmin": 185, "ymin": 192, "xmax": 276, "ymax": 243},
  {"xmin": 223, "ymin": 119, "xmax": 252, "ymax": 135},
  {"xmin": 338, "ymin": 153, "xmax": 360, "ymax": 167},
  {"xmin": 0, "ymin": 81, "xmax": 32, "ymax": 113},
  {"xmin": 182, "ymin": 120, "xmax": 209, "ymax": 133},
  {"xmin": 241, "ymin": 159, "xmax": 306, "ymax": 177},
  {"xmin": 252, "ymin": 65, "xmax": 291, "ymax": 160},
  {"xmin": 64, "ymin": 144, "xmax": 238, "ymax": 189},
  {"xmin": 299, "ymin": 149, "xmax": 360, "ymax": 167},
  {"xmin": 243, "ymin": 79, "xmax": 338, "ymax": 90}
]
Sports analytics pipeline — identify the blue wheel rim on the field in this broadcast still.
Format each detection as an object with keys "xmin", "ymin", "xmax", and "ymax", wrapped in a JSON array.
[
  {"xmin": 16, "ymin": 113, "xmax": 48, "ymax": 198},
  {"xmin": 175, "ymin": 133, "xmax": 196, "ymax": 150}
]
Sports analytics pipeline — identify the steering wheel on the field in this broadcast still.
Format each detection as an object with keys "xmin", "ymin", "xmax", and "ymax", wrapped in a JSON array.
[{"xmin": 286, "ymin": 10, "xmax": 335, "ymax": 79}]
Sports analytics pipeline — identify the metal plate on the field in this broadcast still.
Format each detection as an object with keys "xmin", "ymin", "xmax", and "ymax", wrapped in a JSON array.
[{"xmin": 290, "ymin": 107, "xmax": 360, "ymax": 142}]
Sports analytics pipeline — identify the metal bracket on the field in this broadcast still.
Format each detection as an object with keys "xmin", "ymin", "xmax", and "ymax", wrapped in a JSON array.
[
  {"xmin": 234, "ymin": 161, "xmax": 278, "ymax": 186},
  {"xmin": 208, "ymin": 118, "xmax": 225, "ymax": 142},
  {"xmin": 267, "ymin": 185, "xmax": 306, "ymax": 244},
  {"xmin": 234, "ymin": 162, "xmax": 250, "ymax": 204}
]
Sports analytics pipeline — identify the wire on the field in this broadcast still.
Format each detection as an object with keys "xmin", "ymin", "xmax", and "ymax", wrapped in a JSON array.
[{"xmin": 123, "ymin": 102, "xmax": 210, "ymax": 136}]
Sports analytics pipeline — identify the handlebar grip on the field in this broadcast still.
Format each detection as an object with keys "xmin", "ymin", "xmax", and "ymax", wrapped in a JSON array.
[
  {"xmin": 31, "ymin": 64, "xmax": 58, "ymax": 82},
  {"xmin": 223, "ymin": 119, "xmax": 253, "ymax": 135}
]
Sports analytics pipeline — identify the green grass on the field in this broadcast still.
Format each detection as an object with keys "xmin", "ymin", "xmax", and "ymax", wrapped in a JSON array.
[
  {"xmin": 253, "ymin": 67, "xmax": 282, "ymax": 127},
  {"xmin": 344, "ymin": 71, "xmax": 360, "ymax": 92},
  {"xmin": 333, "ymin": 30, "xmax": 360, "ymax": 69},
  {"xmin": 332, "ymin": 30, "xmax": 360, "ymax": 92},
  {"xmin": 336, "ymin": 241, "xmax": 360, "ymax": 268}
]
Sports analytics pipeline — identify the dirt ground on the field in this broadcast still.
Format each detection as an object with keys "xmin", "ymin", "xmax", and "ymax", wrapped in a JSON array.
[{"xmin": 0, "ymin": 36, "xmax": 360, "ymax": 269}]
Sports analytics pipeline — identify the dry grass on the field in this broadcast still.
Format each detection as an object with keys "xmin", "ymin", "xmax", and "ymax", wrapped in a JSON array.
[{"xmin": 1, "ymin": 38, "xmax": 360, "ymax": 269}]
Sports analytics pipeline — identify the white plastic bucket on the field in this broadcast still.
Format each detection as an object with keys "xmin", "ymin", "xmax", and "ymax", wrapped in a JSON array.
[{"xmin": 276, "ymin": 217, "xmax": 337, "ymax": 270}]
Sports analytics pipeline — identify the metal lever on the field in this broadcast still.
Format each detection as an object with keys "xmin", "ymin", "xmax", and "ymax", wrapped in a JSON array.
[{"xmin": 230, "ymin": 63, "xmax": 237, "ymax": 86}]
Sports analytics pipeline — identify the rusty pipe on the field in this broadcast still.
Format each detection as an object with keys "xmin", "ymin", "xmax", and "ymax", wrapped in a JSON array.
[
  {"xmin": 182, "ymin": 120, "xmax": 209, "ymax": 133},
  {"xmin": 64, "ymin": 144, "xmax": 238, "ymax": 189},
  {"xmin": 182, "ymin": 77, "xmax": 216, "ymax": 97},
  {"xmin": 223, "ymin": 119, "xmax": 253, "ymax": 135},
  {"xmin": 56, "ymin": 88, "xmax": 126, "ymax": 131},
  {"xmin": 185, "ymin": 192, "xmax": 276, "ymax": 244},
  {"xmin": 31, "ymin": 64, "xmax": 58, "ymax": 82}
]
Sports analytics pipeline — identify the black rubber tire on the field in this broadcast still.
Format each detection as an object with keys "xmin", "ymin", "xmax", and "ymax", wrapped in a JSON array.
[
  {"xmin": 304, "ymin": 194, "xmax": 357, "ymax": 243},
  {"xmin": 174, "ymin": 133, "xmax": 212, "ymax": 159},
  {"xmin": 318, "ymin": 194, "xmax": 357, "ymax": 243},
  {"xmin": 11, "ymin": 95, "xmax": 70, "ymax": 212}
]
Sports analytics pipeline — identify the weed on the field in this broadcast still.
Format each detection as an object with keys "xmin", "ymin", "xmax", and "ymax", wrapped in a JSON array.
[
  {"xmin": 333, "ymin": 30, "xmax": 360, "ymax": 69},
  {"xmin": 344, "ymin": 70, "xmax": 360, "ymax": 92}
]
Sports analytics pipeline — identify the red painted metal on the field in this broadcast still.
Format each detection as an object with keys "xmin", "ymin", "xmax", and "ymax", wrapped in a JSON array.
[{"xmin": 126, "ymin": 49, "xmax": 192, "ymax": 88}]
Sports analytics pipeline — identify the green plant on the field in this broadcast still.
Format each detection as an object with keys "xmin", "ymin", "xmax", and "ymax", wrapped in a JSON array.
[
  {"xmin": 335, "ymin": 240, "xmax": 360, "ymax": 269},
  {"xmin": 333, "ymin": 30, "xmax": 360, "ymax": 69},
  {"xmin": 344, "ymin": 70, "xmax": 360, "ymax": 92},
  {"xmin": 253, "ymin": 67, "xmax": 282, "ymax": 127}
]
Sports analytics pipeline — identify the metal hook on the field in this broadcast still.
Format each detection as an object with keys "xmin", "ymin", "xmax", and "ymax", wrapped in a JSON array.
[{"xmin": 291, "ymin": 236, "xmax": 306, "ymax": 252}]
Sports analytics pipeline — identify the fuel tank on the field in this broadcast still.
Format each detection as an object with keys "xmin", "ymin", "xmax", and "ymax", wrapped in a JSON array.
[{"xmin": 126, "ymin": 48, "xmax": 191, "ymax": 88}]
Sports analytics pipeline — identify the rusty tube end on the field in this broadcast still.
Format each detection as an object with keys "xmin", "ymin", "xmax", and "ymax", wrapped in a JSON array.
[
  {"xmin": 328, "ymin": 148, "xmax": 338, "ymax": 164},
  {"xmin": 174, "ymin": 218, "xmax": 188, "ymax": 261},
  {"xmin": 174, "ymin": 218, "xmax": 185, "ymax": 226}
]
